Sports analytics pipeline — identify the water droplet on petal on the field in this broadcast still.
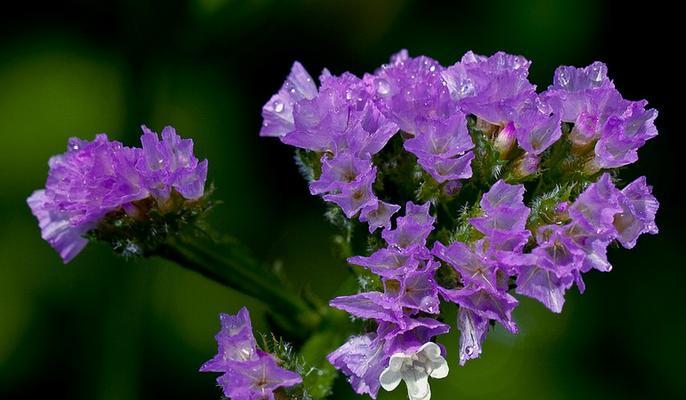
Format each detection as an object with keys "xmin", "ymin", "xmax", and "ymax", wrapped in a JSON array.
[
  {"xmin": 465, "ymin": 346, "xmax": 474, "ymax": 356},
  {"xmin": 272, "ymin": 100, "xmax": 284, "ymax": 113},
  {"xmin": 535, "ymin": 97, "xmax": 552, "ymax": 115},
  {"xmin": 429, "ymin": 65, "xmax": 436, "ymax": 72},
  {"xmin": 459, "ymin": 79, "xmax": 475, "ymax": 98},
  {"xmin": 589, "ymin": 63, "xmax": 606, "ymax": 84},
  {"xmin": 375, "ymin": 78, "xmax": 391, "ymax": 96},
  {"xmin": 513, "ymin": 56, "xmax": 524, "ymax": 69},
  {"xmin": 559, "ymin": 70, "xmax": 570, "ymax": 87},
  {"xmin": 607, "ymin": 265, "xmax": 613, "ymax": 272}
]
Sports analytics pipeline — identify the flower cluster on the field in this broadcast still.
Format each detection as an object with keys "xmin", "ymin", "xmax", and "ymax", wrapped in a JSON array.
[
  {"xmin": 200, "ymin": 308, "xmax": 302, "ymax": 399},
  {"xmin": 27, "ymin": 126, "xmax": 208, "ymax": 262},
  {"xmin": 263, "ymin": 50, "xmax": 659, "ymax": 399},
  {"xmin": 328, "ymin": 202, "xmax": 449, "ymax": 399}
]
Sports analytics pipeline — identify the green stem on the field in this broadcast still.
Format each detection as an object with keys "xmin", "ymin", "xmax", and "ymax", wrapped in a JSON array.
[{"xmin": 157, "ymin": 235, "xmax": 322, "ymax": 339}]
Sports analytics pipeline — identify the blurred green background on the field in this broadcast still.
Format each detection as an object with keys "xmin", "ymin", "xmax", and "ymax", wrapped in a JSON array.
[{"xmin": 0, "ymin": 0, "xmax": 682, "ymax": 399}]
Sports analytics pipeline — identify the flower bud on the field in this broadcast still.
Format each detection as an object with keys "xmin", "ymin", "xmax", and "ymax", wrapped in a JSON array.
[
  {"xmin": 512, "ymin": 153, "xmax": 539, "ymax": 178},
  {"xmin": 494, "ymin": 122, "xmax": 516, "ymax": 157},
  {"xmin": 570, "ymin": 112, "xmax": 599, "ymax": 149}
]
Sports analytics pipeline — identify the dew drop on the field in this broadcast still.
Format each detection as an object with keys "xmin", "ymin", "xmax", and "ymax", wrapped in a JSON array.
[
  {"xmin": 465, "ymin": 346, "xmax": 474, "ymax": 356},
  {"xmin": 345, "ymin": 90, "xmax": 353, "ymax": 100},
  {"xmin": 589, "ymin": 63, "xmax": 606, "ymax": 83},
  {"xmin": 513, "ymin": 56, "xmax": 524, "ymax": 70},
  {"xmin": 429, "ymin": 65, "xmax": 436, "ymax": 72},
  {"xmin": 535, "ymin": 97, "xmax": 552, "ymax": 115},
  {"xmin": 607, "ymin": 265, "xmax": 613, "ymax": 272},
  {"xmin": 459, "ymin": 79, "xmax": 475, "ymax": 98},
  {"xmin": 375, "ymin": 78, "xmax": 391, "ymax": 95},
  {"xmin": 559, "ymin": 70, "xmax": 570, "ymax": 87},
  {"xmin": 272, "ymin": 100, "xmax": 284, "ymax": 113}
]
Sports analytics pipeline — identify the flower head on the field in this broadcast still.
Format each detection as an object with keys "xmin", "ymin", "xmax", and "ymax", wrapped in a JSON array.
[{"xmin": 28, "ymin": 127, "xmax": 208, "ymax": 263}]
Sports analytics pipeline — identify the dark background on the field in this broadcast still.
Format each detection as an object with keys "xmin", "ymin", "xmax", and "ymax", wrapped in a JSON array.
[{"xmin": 0, "ymin": 1, "xmax": 682, "ymax": 399}]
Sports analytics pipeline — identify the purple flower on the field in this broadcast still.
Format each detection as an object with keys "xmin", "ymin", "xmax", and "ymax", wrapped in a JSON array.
[
  {"xmin": 28, "ymin": 135, "xmax": 147, "ymax": 262},
  {"xmin": 309, "ymin": 153, "xmax": 373, "ymax": 195},
  {"xmin": 200, "ymin": 308, "xmax": 302, "ymax": 399},
  {"xmin": 348, "ymin": 247, "xmax": 421, "ymax": 278},
  {"xmin": 392, "ymin": 261, "xmax": 441, "ymax": 314},
  {"xmin": 378, "ymin": 317, "xmax": 450, "ymax": 357},
  {"xmin": 544, "ymin": 62, "xmax": 658, "ymax": 169},
  {"xmin": 28, "ymin": 128, "xmax": 208, "ymax": 263},
  {"xmin": 442, "ymin": 51, "xmax": 535, "ymax": 124},
  {"xmin": 417, "ymin": 152, "xmax": 475, "ymax": 183},
  {"xmin": 440, "ymin": 285, "xmax": 519, "ymax": 333},
  {"xmin": 281, "ymin": 72, "xmax": 397, "ymax": 156},
  {"xmin": 514, "ymin": 259, "xmax": 575, "ymax": 313},
  {"xmin": 327, "ymin": 334, "xmax": 388, "ymax": 399},
  {"xmin": 404, "ymin": 113, "xmax": 474, "ymax": 160},
  {"xmin": 433, "ymin": 241, "xmax": 499, "ymax": 291},
  {"xmin": 614, "ymin": 176, "xmax": 659, "ymax": 249},
  {"xmin": 513, "ymin": 97, "xmax": 562, "ymax": 155},
  {"xmin": 218, "ymin": 356, "xmax": 302, "ymax": 400},
  {"xmin": 533, "ymin": 225, "xmax": 586, "ymax": 277},
  {"xmin": 139, "ymin": 125, "xmax": 208, "ymax": 201},
  {"xmin": 405, "ymin": 113, "xmax": 475, "ymax": 183},
  {"xmin": 565, "ymin": 224, "xmax": 614, "ymax": 274},
  {"xmin": 328, "ymin": 316, "xmax": 449, "ymax": 399},
  {"xmin": 546, "ymin": 61, "xmax": 614, "ymax": 122},
  {"xmin": 569, "ymin": 173, "xmax": 623, "ymax": 237},
  {"xmin": 260, "ymin": 61, "xmax": 318, "ymax": 138},
  {"xmin": 360, "ymin": 201, "xmax": 401, "ymax": 233},
  {"xmin": 469, "ymin": 180, "xmax": 531, "ymax": 250},
  {"xmin": 457, "ymin": 308, "xmax": 489, "ymax": 365},
  {"xmin": 381, "ymin": 202, "xmax": 435, "ymax": 252},
  {"xmin": 372, "ymin": 50, "xmax": 454, "ymax": 134},
  {"xmin": 199, "ymin": 308, "xmax": 258, "ymax": 372},
  {"xmin": 322, "ymin": 167, "xmax": 378, "ymax": 218},
  {"xmin": 592, "ymin": 102, "xmax": 658, "ymax": 169},
  {"xmin": 330, "ymin": 292, "xmax": 404, "ymax": 325}
]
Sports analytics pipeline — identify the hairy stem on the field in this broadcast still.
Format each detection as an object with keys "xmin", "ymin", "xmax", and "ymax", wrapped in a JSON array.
[{"xmin": 157, "ymin": 235, "xmax": 322, "ymax": 339}]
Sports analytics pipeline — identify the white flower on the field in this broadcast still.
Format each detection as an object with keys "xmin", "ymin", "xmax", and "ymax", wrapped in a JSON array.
[{"xmin": 379, "ymin": 342, "xmax": 449, "ymax": 400}]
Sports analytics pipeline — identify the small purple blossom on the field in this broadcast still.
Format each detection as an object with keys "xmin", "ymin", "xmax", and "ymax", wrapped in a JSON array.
[
  {"xmin": 360, "ymin": 201, "xmax": 401, "ymax": 233},
  {"xmin": 327, "ymin": 334, "xmax": 387, "ymax": 398},
  {"xmin": 139, "ymin": 125, "xmax": 208, "ymax": 201},
  {"xmin": 381, "ymin": 202, "xmax": 435, "ymax": 252},
  {"xmin": 218, "ymin": 356, "xmax": 302, "ymax": 400},
  {"xmin": 545, "ymin": 62, "xmax": 657, "ymax": 169},
  {"xmin": 405, "ymin": 113, "xmax": 475, "ymax": 183},
  {"xmin": 442, "ymin": 51, "xmax": 535, "ymax": 124},
  {"xmin": 322, "ymin": 167, "xmax": 378, "ymax": 218},
  {"xmin": 440, "ymin": 285, "xmax": 519, "ymax": 333},
  {"xmin": 456, "ymin": 308, "xmax": 489, "ymax": 365},
  {"xmin": 260, "ymin": 61, "xmax": 318, "ymax": 138},
  {"xmin": 200, "ymin": 308, "xmax": 302, "ymax": 399},
  {"xmin": 373, "ymin": 50, "xmax": 454, "ymax": 134},
  {"xmin": 614, "ymin": 176, "xmax": 659, "ymax": 249}
]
